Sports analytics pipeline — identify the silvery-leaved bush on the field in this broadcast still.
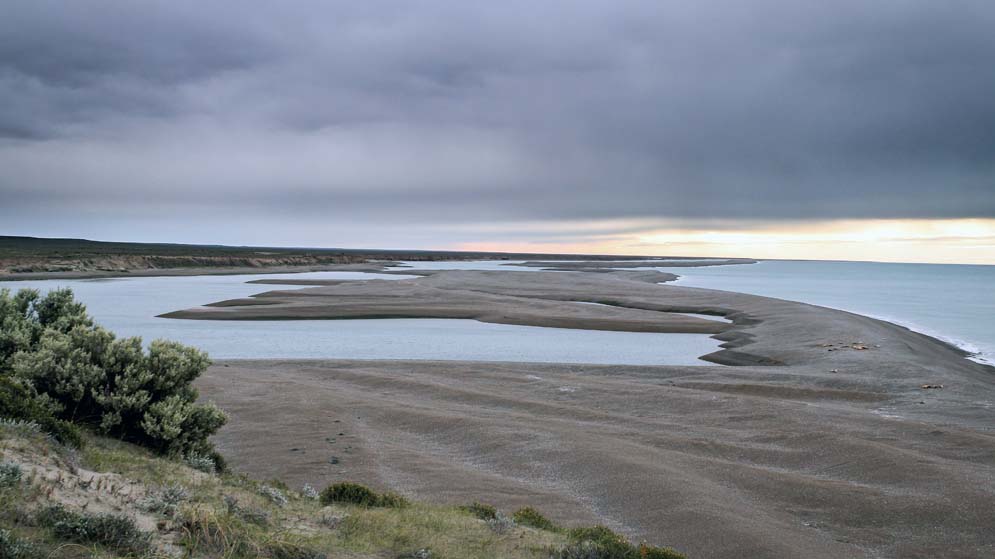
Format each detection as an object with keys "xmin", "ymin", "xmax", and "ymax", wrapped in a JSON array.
[{"xmin": 259, "ymin": 484, "xmax": 289, "ymax": 507}]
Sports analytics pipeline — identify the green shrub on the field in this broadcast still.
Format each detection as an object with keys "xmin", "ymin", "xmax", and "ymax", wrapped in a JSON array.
[
  {"xmin": 319, "ymin": 482, "xmax": 409, "ymax": 508},
  {"xmin": 0, "ymin": 376, "xmax": 84, "ymax": 448},
  {"xmin": 377, "ymin": 491, "xmax": 411, "ymax": 508},
  {"xmin": 555, "ymin": 526, "xmax": 685, "ymax": 559},
  {"xmin": 266, "ymin": 541, "xmax": 328, "ymax": 559},
  {"xmin": 209, "ymin": 449, "xmax": 228, "ymax": 473},
  {"xmin": 0, "ymin": 528, "xmax": 36, "ymax": 559},
  {"xmin": 0, "ymin": 288, "xmax": 225, "ymax": 457},
  {"xmin": 36, "ymin": 504, "xmax": 150, "ymax": 553},
  {"xmin": 512, "ymin": 506, "xmax": 558, "ymax": 531},
  {"xmin": 637, "ymin": 543, "xmax": 686, "ymax": 559},
  {"xmin": 185, "ymin": 452, "xmax": 217, "ymax": 474},
  {"xmin": 259, "ymin": 484, "xmax": 289, "ymax": 507},
  {"xmin": 139, "ymin": 483, "xmax": 189, "ymax": 516},
  {"xmin": 460, "ymin": 501, "xmax": 497, "ymax": 520}
]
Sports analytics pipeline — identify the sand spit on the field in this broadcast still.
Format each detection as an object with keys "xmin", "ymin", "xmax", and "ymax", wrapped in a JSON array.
[
  {"xmin": 514, "ymin": 258, "xmax": 758, "ymax": 271},
  {"xmin": 176, "ymin": 269, "xmax": 994, "ymax": 558}
]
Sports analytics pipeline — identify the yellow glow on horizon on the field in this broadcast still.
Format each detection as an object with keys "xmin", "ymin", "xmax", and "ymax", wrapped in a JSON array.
[{"xmin": 453, "ymin": 218, "xmax": 995, "ymax": 265}]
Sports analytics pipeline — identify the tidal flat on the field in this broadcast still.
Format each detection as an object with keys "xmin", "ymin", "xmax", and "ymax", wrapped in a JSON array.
[{"xmin": 172, "ymin": 264, "xmax": 995, "ymax": 559}]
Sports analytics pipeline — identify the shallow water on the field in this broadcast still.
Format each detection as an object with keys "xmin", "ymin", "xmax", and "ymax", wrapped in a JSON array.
[
  {"xmin": 396, "ymin": 259, "xmax": 995, "ymax": 366},
  {"xmin": 0, "ymin": 271, "xmax": 721, "ymax": 365}
]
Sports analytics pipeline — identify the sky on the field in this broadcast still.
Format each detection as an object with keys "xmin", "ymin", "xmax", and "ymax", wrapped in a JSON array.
[{"xmin": 1, "ymin": 1, "xmax": 994, "ymax": 264}]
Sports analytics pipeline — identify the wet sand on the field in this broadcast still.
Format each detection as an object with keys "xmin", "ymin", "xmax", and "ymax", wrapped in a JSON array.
[{"xmin": 187, "ymin": 269, "xmax": 995, "ymax": 558}]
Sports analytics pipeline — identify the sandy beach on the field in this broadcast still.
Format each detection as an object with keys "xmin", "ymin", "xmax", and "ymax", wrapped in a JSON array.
[{"xmin": 178, "ymin": 268, "xmax": 995, "ymax": 558}]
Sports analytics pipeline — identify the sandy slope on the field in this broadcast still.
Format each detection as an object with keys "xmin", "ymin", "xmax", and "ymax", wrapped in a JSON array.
[{"xmin": 185, "ymin": 269, "xmax": 995, "ymax": 558}]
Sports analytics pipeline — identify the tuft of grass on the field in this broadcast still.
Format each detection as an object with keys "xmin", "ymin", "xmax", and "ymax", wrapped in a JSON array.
[
  {"xmin": 0, "ymin": 418, "xmax": 41, "ymax": 436},
  {"xmin": 178, "ymin": 506, "xmax": 259, "ymax": 557},
  {"xmin": 35, "ymin": 504, "xmax": 151, "ymax": 554},
  {"xmin": 487, "ymin": 512, "xmax": 515, "ymax": 535},
  {"xmin": 319, "ymin": 482, "xmax": 409, "ymax": 508},
  {"xmin": 337, "ymin": 504, "xmax": 564, "ymax": 559},
  {"xmin": 459, "ymin": 502, "xmax": 497, "ymax": 521},
  {"xmin": 513, "ymin": 507, "xmax": 558, "ymax": 532},
  {"xmin": 178, "ymin": 506, "xmax": 325, "ymax": 559},
  {"xmin": 0, "ymin": 461, "xmax": 23, "ymax": 488},
  {"xmin": 553, "ymin": 526, "xmax": 685, "ymax": 559}
]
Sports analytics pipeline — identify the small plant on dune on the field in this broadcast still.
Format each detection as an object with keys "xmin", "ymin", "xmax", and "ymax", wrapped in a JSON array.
[
  {"xmin": 301, "ymin": 483, "xmax": 319, "ymax": 500},
  {"xmin": 553, "ymin": 526, "xmax": 685, "ymax": 559},
  {"xmin": 319, "ymin": 482, "xmax": 410, "ymax": 508},
  {"xmin": 36, "ymin": 504, "xmax": 151, "ymax": 554},
  {"xmin": 0, "ymin": 528, "xmax": 36, "ymax": 559},
  {"xmin": 0, "ymin": 461, "xmax": 23, "ymax": 488},
  {"xmin": 512, "ymin": 506, "xmax": 558, "ymax": 531},
  {"xmin": 0, "ymin": 418, "xmax": 40, "ymax": 436},
  {"xmin": 266, "ymin": 540, "xmax": 329, "ymax": 559},
  {"xmin": 487, "ymin": 511, "xmax": 516, "ymax": 534},
  {"xmin": 223, "ymin": 494, "xmax": 270, "ymax": 526},
  {"xmin": 459, "ymin": 501, "xmax": 497, "ymax": 520},
  {"xmin": 179, "ymin": 507, "xmax": 323, "ymax": 558},
  {"xmin": 259, "ymin": 484, "xmax": 289, "ymax": 507},
  {"xmin": 139, "ymin": 482, "xmax": 189, "ymax": 516},
  {"xmin": 178, "ymin": 507, "xmax": 258, "ymax": 557},
  {"xmin": 185, "ymin": 452, "xmax": 217, "ymax": 474},
  {"xmin": 397, "ymin": 548, "xmax": 432, "ymax": 559}
]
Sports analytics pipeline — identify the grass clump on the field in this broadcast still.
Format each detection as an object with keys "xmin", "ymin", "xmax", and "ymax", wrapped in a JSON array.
[
  {"xmin": 35, "ymin": 504, "xmax": 151, "ymax": 554},
  {"xmin": 487, "ymin": 512, "xmax": 515, "ymax": 535},
  {"xmin": 0, "ymin": 461, "xmax": 22, "ymax": 488},
  {"xmin": 513, "ymin": 506, "xmax": 558, "ymax": 531},
  {"xmin": 459, "ymin": 501, "xmax": 497, "ymax": 520},
  {"xmin": 554, "ymin": 526, "xmax": 685, "ymax": 559},
  {"xmin": 319, "ymin": 482, "xmax": 410, "ymax": 508},
  {"xmin": 178, "ymin": 507, "xmax": 326, "ymax": 559}
]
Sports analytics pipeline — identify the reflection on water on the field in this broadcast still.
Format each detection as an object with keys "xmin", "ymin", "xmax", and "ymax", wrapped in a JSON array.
[{"xmin": 0, "ymin": 271, "xmax": 722, "ymax": 365}]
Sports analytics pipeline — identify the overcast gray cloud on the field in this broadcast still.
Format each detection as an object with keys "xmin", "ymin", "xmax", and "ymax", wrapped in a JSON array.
[{"xmin": 1, "ymin": 0, "xmax": 994, "ymax": 245}]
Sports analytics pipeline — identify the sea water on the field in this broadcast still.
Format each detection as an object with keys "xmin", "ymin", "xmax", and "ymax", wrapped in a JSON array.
[{"xmin": 649, "ymin": 260, "xmax": 995, "ymax": 365}]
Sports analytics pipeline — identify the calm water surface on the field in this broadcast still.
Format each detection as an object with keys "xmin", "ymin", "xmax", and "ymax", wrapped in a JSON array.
[
  {"xmin": 649, "ymin": 260, "xmax": 995, "ymax": 365},
  {"xmin": 0, "ymin": 271, "xmax": 721, "ymax": 365},
  {"xmin": 396, "ymin": 259, "xmax": 995, "ymax": 365}
]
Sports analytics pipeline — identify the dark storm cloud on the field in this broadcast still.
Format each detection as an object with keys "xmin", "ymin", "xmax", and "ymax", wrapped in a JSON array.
[{"xmin": 1, "ymin": 0, "xmax": 994, "ymax": 235}]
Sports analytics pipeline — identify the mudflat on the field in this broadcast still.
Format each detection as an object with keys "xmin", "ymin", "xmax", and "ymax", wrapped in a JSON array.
[{"xmin": 188, "ymin": 269, "xmax": 995, "ymax": 558}]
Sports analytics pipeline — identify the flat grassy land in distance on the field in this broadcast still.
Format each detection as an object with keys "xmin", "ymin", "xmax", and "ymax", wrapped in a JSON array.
[{"xmin": 0, "ymin": 235, "xmax": 700, "ymax": 277}]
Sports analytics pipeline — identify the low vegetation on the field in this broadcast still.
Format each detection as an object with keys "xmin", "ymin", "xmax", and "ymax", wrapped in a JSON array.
[
  {"xmin": 36, "ymin": 504, "xmax": 152, "ymax": 554},
  {"xmin": 0, "ymin": 288, "xmax": 688, "ymax": 558},
  {"xmin": 319, "ymin": 481, "xmax": 410, "ymax": 508},
  {"xmin": 513, "ymin": 506, "xmax": 559, "ymax": 531},
  {"xmin": 459, "ymin": 502, "xmax": 497, "ymax": 521},
  {"xmin": 1, "ymin": 287, "xmax": 227, "ymax": 466}
]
